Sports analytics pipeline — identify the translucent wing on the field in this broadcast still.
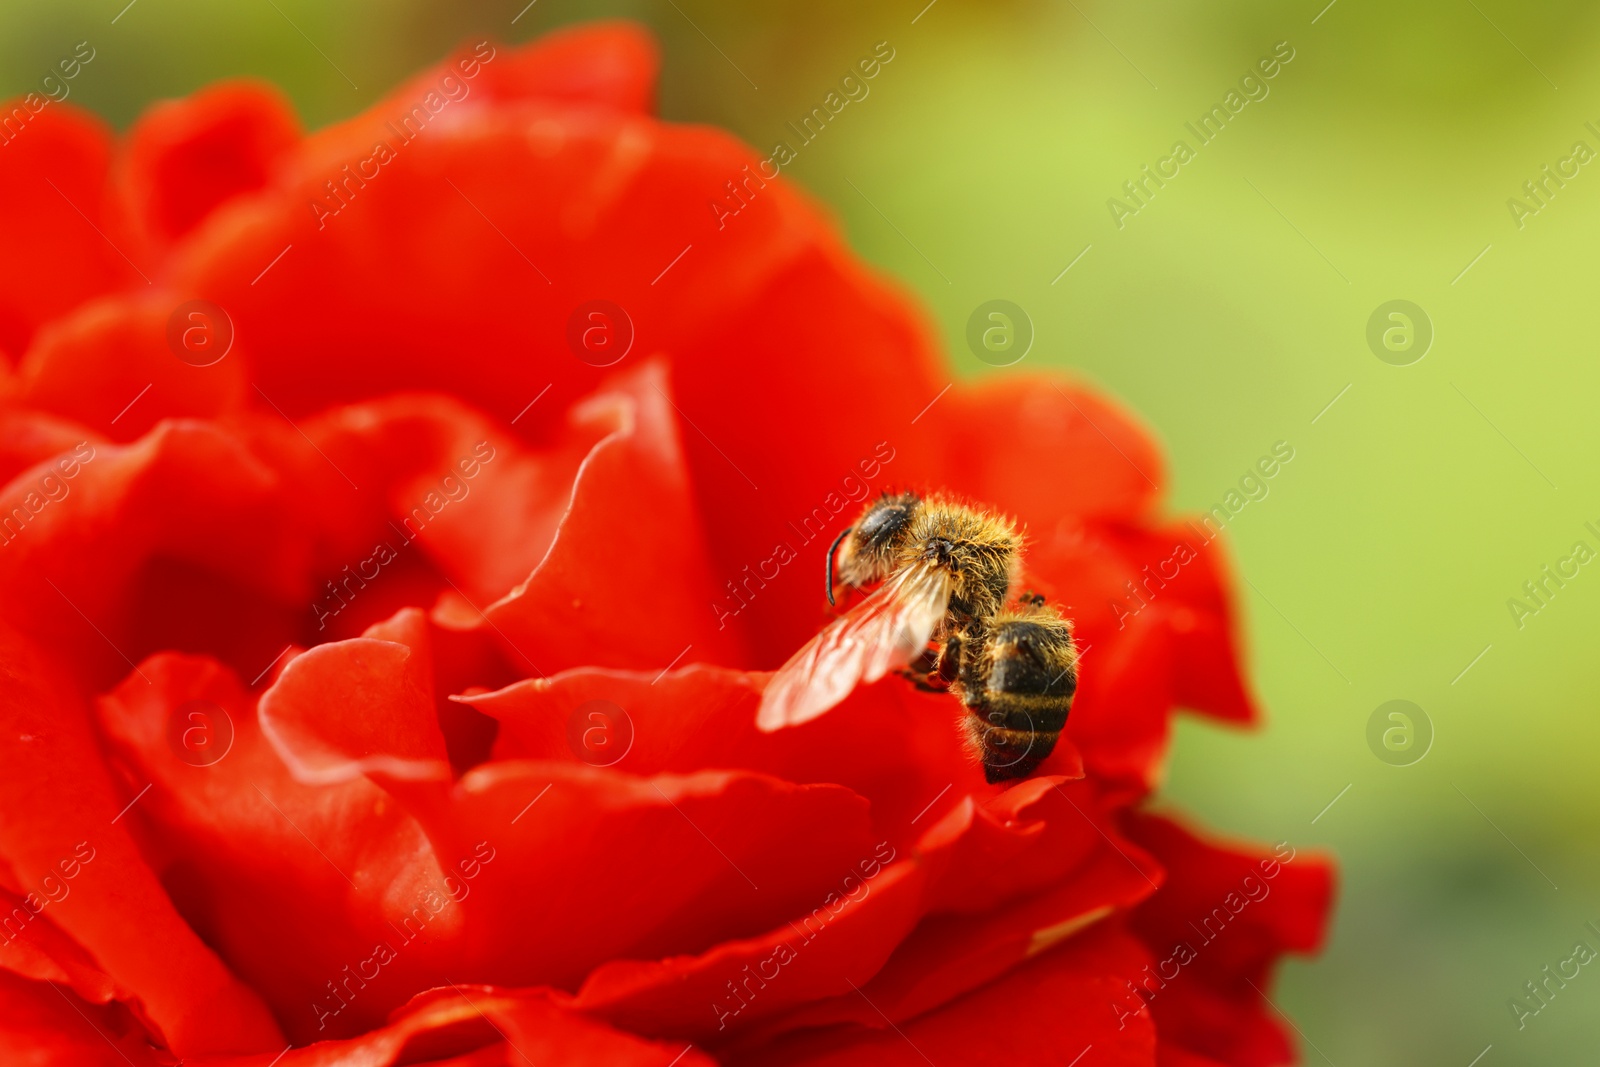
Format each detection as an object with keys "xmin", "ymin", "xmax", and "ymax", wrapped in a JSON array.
[{"xmin": 757, "ymin": 560, "xmax": 953, "ymax": 731}]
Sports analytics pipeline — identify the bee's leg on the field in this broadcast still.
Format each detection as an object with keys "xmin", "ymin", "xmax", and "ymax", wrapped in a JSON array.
[
  {"xmin": 900, "ymin": 670, "xmax": 948, "ymax": 693},
  {"xmin": 935, "ymin": 631, "xmax": 963, "ymax": 687},
  {"xmin": 900, "ymin": 643, "xmax": 951, "ymax": 692}
]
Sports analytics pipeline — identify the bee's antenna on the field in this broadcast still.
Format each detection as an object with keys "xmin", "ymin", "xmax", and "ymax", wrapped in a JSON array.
[{"xmin": 825, "ymin": 527, "xmax": 853, "ymax": 606}]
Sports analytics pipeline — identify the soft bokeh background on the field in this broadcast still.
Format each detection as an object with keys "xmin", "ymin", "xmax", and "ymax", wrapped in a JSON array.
[{"xmin": 8, "ymin": 0, "xmax": 1598, "ymax": 1062}]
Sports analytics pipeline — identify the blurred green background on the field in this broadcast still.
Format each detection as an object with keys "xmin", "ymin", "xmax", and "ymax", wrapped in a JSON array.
[{"xmin": 8, "ymin": 0, "xmax": 1599, "ymax": 1062}]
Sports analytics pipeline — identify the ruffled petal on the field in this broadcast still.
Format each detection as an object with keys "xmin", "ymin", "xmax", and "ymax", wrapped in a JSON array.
[
  {"xmin": 372, "ymin": 25, "xmax": 659, "ymax": 117},
  {"xmin": 1011, "ymin": 517, "xmax": 1258, "ymax": 788},
  {"xmin": 94, "ymin": 651, "xmax": 448, "ymax": 1044},
  {"xmin": 726, "ymin": 923, "xmax": 1159, "ymax": 1067},
  {"xmin": 97, "ymin": 637, "xmax": 889, "ymax": 1043},
  {"xmin": 1158, "ymin": 1047, "xmax": 1235, "ymax": 1067},
  {"xmin": 932, "ymin": 376, "xmax": 1166, "ymax": 528},
  {"xmin": 230, "ymin": 391, "xmax": 581, "ymax": 640},
  {"xmin": 0, "ymin": 422, "xmax": 311, "ymax": 691},
  {"xmin": 1063, "ymin": 606, "xmax": 1182, "ymax": 787},
  {"xmin": 0, "ymin": 411, "xmax": 100, "ymax": 489},
  {"xmin": 563, "ymin": 776, "xmax": 1150, "ymax": 1044},
  {"xmin": 772, "ymin": 843, "xmax": 1145, "ymax": 1035},
  {"xmin": 0, "ymin": 971, "xmax": 167, "ymax": 1066},
  {"xmin": 259, "ymin": 614, "xmax": 451, "ymax": 784},
  {"xmin": 15, "ymin": 293, "xmax": 247, "ymax": 442},
  {"xmin": 661, "ymin": 252, "xmax": 943, "ymax": 668},
  {"xmin": 0, "ymin": 622, "xmax": 283, "ymax": 1055},
  {"xmin": 1033, "ymin": 520, "xmax": 1256, "ymax": 724},
  {"xmin": 0, "ymin": 886, "xmax": 129, "ymax": 1008},
  {"xmin": 467, "ymin": 361, "xmax": 741, "ymax": 673},
  {"xmin": 473, "ymin": 24, "xmax": 658, "ymax": 111},
  {"xmin": 118, "ymin": 80, "xmax": 301, "ymax": 251},
  {"xmin": 228, "ymin": 363, "xmax": 741, "ymax": 673},
  {"xmin": 186, "ymin": 985, "xmax": 716, "ymax": 1067},
  {"xmin": 464, "ymin": 664, "xmax": 999, "ymax": 834},
  {"xmin": 0, "ymin": 409, "xmax": 100, "ymax": 483},
  {"xmin": 168, "ymin": 83, "xmax": 882, "ymax": 424},
  {"xmin": 439, "ymin": 761, "xmax": 879, "ymax": 992},
  {"xmin": 1123, "ymin": 814, "xmax": 1335, "ymax": 1067},
  {"xmin": 0, "ymin": 101, "xmax": 138, "ymax": 357},
  {"xmin": 573, "ymin": 844, "xmax": 927, "ymax": 1039}
]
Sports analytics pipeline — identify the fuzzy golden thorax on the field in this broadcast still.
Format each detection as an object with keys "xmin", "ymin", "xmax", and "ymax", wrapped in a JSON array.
[{"xmin": 834, "ymin": 492, "xmax": 1022, "ymax": 624}]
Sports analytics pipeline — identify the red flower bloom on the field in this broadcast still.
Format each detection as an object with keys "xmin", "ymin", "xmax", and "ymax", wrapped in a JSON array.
[{"xmin": 0, "ymin": 22, "xmax": 1334, "ymax": 1066}]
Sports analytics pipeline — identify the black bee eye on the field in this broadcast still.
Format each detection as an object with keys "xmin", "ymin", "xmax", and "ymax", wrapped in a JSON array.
[{"xmin": 857, "ymin": 497, "xmax": 915, "ymax": 548}]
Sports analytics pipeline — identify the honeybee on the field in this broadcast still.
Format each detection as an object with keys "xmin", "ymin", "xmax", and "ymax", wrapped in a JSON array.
[
  {"xmin": 757, "ymin": 492, "xmax": 1080, "ymax": 782},
  {"xmin": 957, "ymin": 597, "xmax": 1078, "ymax": 782},
  {"xmin": 756, "ymin": 491, "xmax": 1021, "ymax": 731}
]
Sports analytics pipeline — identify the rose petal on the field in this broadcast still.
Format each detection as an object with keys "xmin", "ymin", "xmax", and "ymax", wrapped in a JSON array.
[
  {"xmin": 1123, "ymin": 814, "xmax": 1335, "ymax": 1067},
  {"xmin": 662, "ymin": 254, "xmax": 943, "ymax": 668},
  {"xmin": 0, "ymin": 622, "xmax": 283, "ymax": 1055},
  {"xmin": 1031, "ymin": 520, "xmax": 1256, "ymax": 725},
  {"xmin": 372, "ymin": 25, "xmax": 659, "ymax": 117},
  {"xmin": 725, "ymin": 923, "xmax": 1159, "ymax": 1067},
  {"xmin": 436, "ymin": 762, "xmax": 878, "ymax": 992},
  {"xmin": 0, "ymin": 410, "xmax": 100, "ymax": 487},
  {"xmin": 358, "ymin": 606, "xmax": 505, "ymax": 772},
  {"xmin": 0, "ymin": 885, "xmax": 129, "ymax": 1008},
  {"xmin": 1011, "ymin": 517, "xmax": 1258, "ymax": 788},
  {"xmin": 0, "ymin": 101, "xmax": 137, "ymax": 357},
  {"xmin": 1066, "ymin": 607, "xmax": 1182, "ymax": 787},
  {"xmin": 800, "ymin": 845, "xmax": 1144, "ymax": 1028},
  {"xmin": 258, "ymin": 616, "xmax": 451, "ymax": 784},
  {"xmin": 0, "ymin": 971, "xmax": 167, "ymax": 1066},
  {"xmin": 475, "ymin": 24, "xmax": 658, "ymax": 112},
  {"xmin": 567, "ymin": 778, "xmax": 1145, "ymax": 1043},
  {"xmin": 231, "ymin": 364, "xmax": 739, "ymax": 674},
  {"xmin": 0, "ymin": 422, "xmax": 312, "ymax": 691},
  {"xmin": 573, "ymin": 849, "xmax": 927, "ymax": 1039},
  {"xmin": 464, "ymin": 664, "xmax": 1001, "ymax": 834},
  {"xmin": 238, "ymin": 392, "xmax": 585, "ymax": 624},
  {"xmin": 933, "ymin": 376, "xmax": 1167, "ymax": 528},
  {"xmin": 727, "ymin": 837, "xmax": 1154, "ymax": 1052},
  {"xmin": 15, "ymin": 293, "xmax": 247, "ymax": 441},
  {"xmin": 469, "ymin": 361, "xmax": 742, "ymax": 673},
  {"xmin": 917, "ymin": 778, "xmax": 1141, "ymax": 916},
  {"xmin": 1158, "ymin": 1047, "xmax": 1234, "ymax": 1067},
  {"xmin": 183, "ymin": 985, "xmax": 716, "ymax": 1067},
  {"xmin": 1154, "ymin": 531, "xmax": 1256, "ymax": 725},
  {"xmin": 119, "ymin": 80, "xmax": 301, "ymax": 252},
  {"xmin": 94, "ymin": 651, "xmax": 451, "ymax": 1044},
  {"xmin": 170, "ymin": 86, "xmax": 861, "ymax": 422}
]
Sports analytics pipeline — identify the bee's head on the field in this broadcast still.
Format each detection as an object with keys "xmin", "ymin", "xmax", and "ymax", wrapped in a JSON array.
[{"xmin": 827, "ymin": 491, "xmax": 922, "ymax": 603}]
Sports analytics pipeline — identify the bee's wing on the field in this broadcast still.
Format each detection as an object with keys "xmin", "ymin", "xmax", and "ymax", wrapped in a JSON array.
[{"xmin": 756, "ymin": 560, "xmax": 952, "ymax": 732}]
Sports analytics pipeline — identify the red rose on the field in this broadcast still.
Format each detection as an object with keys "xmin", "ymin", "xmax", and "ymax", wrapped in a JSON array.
[{"xmin": 0, "ymin": 22, "xmax": 1334, "ymax": 1066}]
